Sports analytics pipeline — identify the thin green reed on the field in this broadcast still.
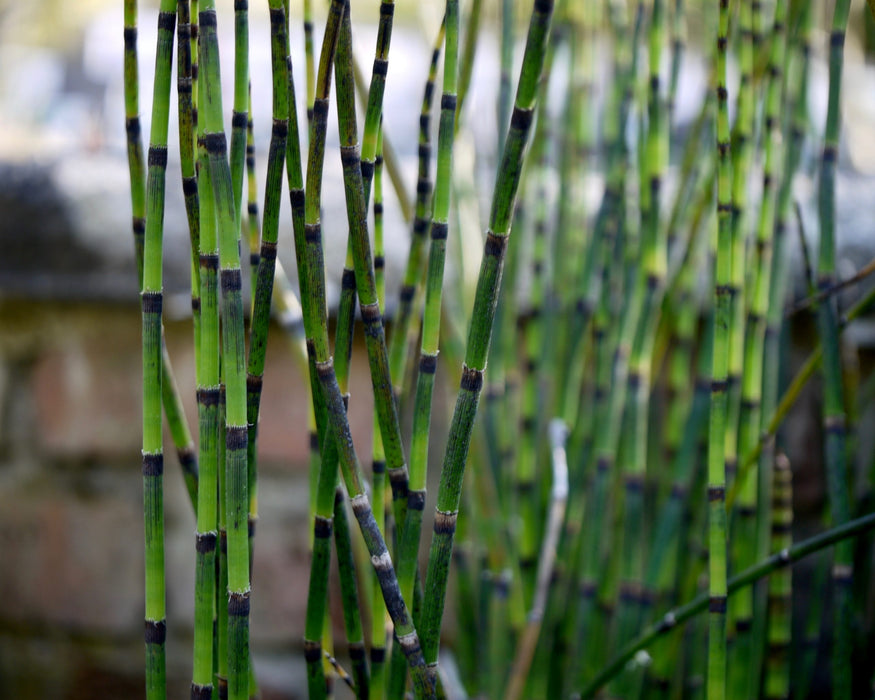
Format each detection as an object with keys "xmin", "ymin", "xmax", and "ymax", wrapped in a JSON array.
[
  {"xmin": 817, "ymin": 0, "xmax": 853, "ymax": 696},
  {"xmin": 389, "ymin": 3, "xmax": 459, "ymax": 694},
  {"xmin": 194, "ymin": 26, "xmax": 223, "ymax": 694},
  {"xmin": 140, "ymin": 2, "xmax": 175, "ymax": 697},
  {"xmin": 578, "ymin": 510, "xmax": 875, "ymax": 699},
  {"xmin": 177, "ymin": 0, "xmax": 201, "ymax": 372},
  {"xmin": 332, "ymin": 482, "xmax": 369, "ymax": 697},
  {"xmin": 126, "ymin": 0, "xmax": 198, "ymax": 511},
  {"xmin": 294, "ymin": 1, "xmax": 433, "ymax": 692},
  {"xmin": 739, "ymin": 0, "xmax": 789, "ymax": 686},
  {"xmin": 192, "ymin": 134, "xmax": 219, "ymax": 700},
  {"xmin": 726, "ymin": 1, "xmax": 758, "ymax": 692},
  {"xmin": 229, "ymin": 0, "xmax": 249, "ymax": 238},
  {"xmin": 350, "ymin": 0, "xmax": 411, "ymax": 527},
  {"xmin": 397, "ymin": 0, "xmax": 459, "ymax": 638},
  {"xmin": 573, "ymin": 1, "xmax": 637, "ymax": 681},
  {"xmin": 709, "ymin": 0, "xmax": 733, "ymax": 695},
  {"xmin": 515, "ymin": 106, "xmax": 551, "ymax": 600},
  {"xmin": 387, "ymin": 19, "xmax": 445, "ymax": 408},
  {"xmin": 419, "ymin": 0, "xmax": 555, "ymax": 671},
  {"xmin": 245, "ymin": 88, "xmax": 260, "ymax": 302},
  {"xmin": 244, "ymin": 0, "xmax": 290, "ymax": 593},
  {"xmin": 764, "ymin": 454, "xmax": 792, "ymax": 700},
  {"xmin": 198, "ymin": 1, "xmax": 251, "ymax": 695},
  {"xmin": 613, "ymin": 3, "xmax": 669, "ymax": 686},
  {"xmin": 371, "ymin": 124, "xmax": 389, "ymax": 700}
]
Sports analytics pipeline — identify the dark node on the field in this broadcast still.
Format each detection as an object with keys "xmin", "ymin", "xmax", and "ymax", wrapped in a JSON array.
[{"xmin": 145, "ymin": 619, "xmax": 167, "ymax": 644}]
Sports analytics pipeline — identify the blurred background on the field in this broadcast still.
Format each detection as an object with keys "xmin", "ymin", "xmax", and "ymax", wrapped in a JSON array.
[{"xmin": 2, "ymin": 0, "xmax": 875, "ymax": 697}]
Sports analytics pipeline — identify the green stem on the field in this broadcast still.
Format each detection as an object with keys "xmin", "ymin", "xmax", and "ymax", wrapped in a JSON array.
[
  {"xmin": 817, "ymin": 2, "xmax": 853, "ymax": 696},
  {"xmin": 579, "ymin": 511, "xmax": 875, "ymax": 698},
  {"xmin": 419, "ymin": 0, "xmax": 555, "ymax": 672},
  {"xmin": 140, "ymin": 3, "xmax": 176, "ymax": 697}
]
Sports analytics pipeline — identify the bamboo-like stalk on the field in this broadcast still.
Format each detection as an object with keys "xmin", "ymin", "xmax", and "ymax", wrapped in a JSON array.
[
  {"xmin": 497, "ymin": 0, "xmax": 514, "ymax": 157},
  {"xmin": 126, "ymin": 0, "xmax": 198, "ymax": 514},
  {"xmin": 725, "ymin": 2, "xmax": 759, "ymax": 692},
  {"xmin": 419, "ymin": 0, "xmax": 555, "ymax": 670},
  {"xmin": 293, "ymin": 1, "xmax": 433, "ymax": 692},
  {"xmin": 303, "ymin": 0, "xmax": 316, "ymax": 123},
  {"xmin": 394, "ymin": 0, "xmax": 459, "ymax": 678},
  {"xmin": 177, "ymin": 0, "xmax": 201, "ymax": 372},
  {"xmin": 358, "ymin": 0, "xmax": 394, "ymax": 202},
  {"xmin": 343, "ymin": 0, "xmax": 410, "ymax": 526},
  {"xmin": 245, "ymin": 89, "xmax": 260, "ymax": 303},
  {"xmin": 707, "ymin": 0, "xmax": 733, "ymax": 694},
  {"xmin": 191, "ymin": 26, "xmax": 221, "ymax": 694},
  {"xmin": 737, "ymin": 0, "xmax": 789, "ymax": 687},
  {"xmin": 197, "ymin": 2, "xmax": 250, "ymax": 696},
  {"xmin": 333, "ymin": 483, "xmax": 369, "ymax": 698},
  {"xmin": 386, "ymin": 20, "xmax": 444, "ymax": 406},
  {"xmin": 817, "ymin": 1, "xmax": 853, "ymax": 696},
  {"xmin": 612, "ymin": 5, "xmax": 669, "ymax": 689},
  {"xmin": 570, "ymin": 2, "xmax": 637, "ymax": 683},
  {"xmin": 370, "ymin": 124, "xmax": 389, "ymax": 700},
  {"xmin": 229, "ymin": 0, "xmax": 249, "ymax": 238},
  {"xmin": 243, "ymin": 0, "xmax": 290, "ymax": 608},
  {"xmin": 140, "ymin": 3, "xmax": 176, "ymax": 696},
  {"xmin": 578, "ymin": 510, "xmax": 875, "ymax": 699},
  {"xmin": 515, "ymin": 113, "xmax": 550, "ymax": 600},
  {"xmin": 303, "ymin": 348, "xmax": 338, "ymax": 700},
  {"xmin": 763, "ymin": 453, "xmax": 792, "ymax": 700}
]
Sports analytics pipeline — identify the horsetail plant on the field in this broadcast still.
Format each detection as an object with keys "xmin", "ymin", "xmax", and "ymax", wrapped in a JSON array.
[
  {"xmin": 139, "ymin": 2, "xmax": 176, "ymax": 696},
  {"xmin": 578, "ymin": 510, "xmax": 875, "ymax": 699},
  {"xmin": 419, "ymin": 0, "xmax": 555, "ymax": 672},
  {"xmin": 386, "ymin": 19, "xmax": 445, "ymax": 409},
  {"xmin": 817, "ymin": 1, "xmax": 854, "ymax": 696},
  {"xmin": 293, "ymin": 1, "xmax": 433, "ymax": 692},
  {"xmin": 198, "ymin": 1, "xmax": 252, "ymax": 694},
  {"xmin": 126, "ymin": 0, "xmax": 198, "ymax": 513},
  {"xmin": 396, "ymin": 0, "xmax": 459, "ymax": 649},
  {"xmin": 124, "ymin": 1, "xmax": 875, "ymax": 696},
  {"xmin": 708, "ymin": 0, "xmax": 733, "ymax": 695}
]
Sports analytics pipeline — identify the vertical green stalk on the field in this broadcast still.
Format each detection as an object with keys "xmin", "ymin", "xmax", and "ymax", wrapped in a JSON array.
[
  {"xmin": 230, "ymin": 0, "xmax": 249, "ymax": 236},
  {"xmin": 198, "ymin": 2, "xmax": 250, "ymax": 696},
  {"xmin": 764, "ymin": 453, "xmax": 792, "ymax": 700},
  {"xmin": 497, "ymin": 0, "xmax": 514, "ymax": 157},
  {"xmin": 140, "ymin": 3, "xmax": 176, "ymax": 697},
  {"xmin": 127, "ymin": 0, "xmax": 198, "ymax": 508},
  {"xmin": 725, "ymin": 2, "xmax": 757, "ymax": 691},
  {"xmin": 613, "ymin": 2, "xmax": 669, "ymax": 684},
  {"xmin": 818, "ymin": 1, "xmax": 853, "ymax": 696},
  {"xmin": 387, "ymin": 20, "xmax": 444, "ymax": 405},
  {"xmin": 515, "ymin": 116, "xmax": 550, "ymax": 599},
  {"xmin": 216, "ymin": 385, "xmax": 229, "ymax": 698},
  {"xmin": 419, "ymin": 0, "xmax": 554, "ymax": 671},
  {"xmin": 177, "ymin": 0, "xmax": 201, "ymax": 372},
  {"xmin": 396, "ymin": 0, "xmax": 459, "ymax": 643},
  {"xmin": 244, "ymin": 0, "xmax": 290, "ymax": 606},
  {"xmin": 708, "ymin": 0, "xmax": 732, "ymax": 694},
  {"xmin": 192, "ymin": 132, "xmax": 219, "ymax": 699},
  {"xmin": 359, "ymin": 0, "xmax": 395, "ymax": 203},
  {"xmin": 333, "ymin": 484, "xmax": 370, "ymax": 698},
  {"xmin": 370, "ymin": 127, "xmax": 389, "ymax": 700},
  {"xmin": 293, "ymin": 1, "xmax": 432, "ymax": 692},
  {"xmin": 246, "ymin": 88, "xmax": 260, "ymax": 303},
  {"xmin": 334, "ymin": 3, "xmax": 410, "ymax": 542},
  {"xmin": 303, "ymin": 0, "xmax": 316, "ymax": 123}
]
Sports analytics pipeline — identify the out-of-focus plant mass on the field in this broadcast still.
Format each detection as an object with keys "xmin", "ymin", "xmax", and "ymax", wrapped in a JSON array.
[{"xmin": 125, "ymin": 0, "xmax": 875, "ymax": 697}]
